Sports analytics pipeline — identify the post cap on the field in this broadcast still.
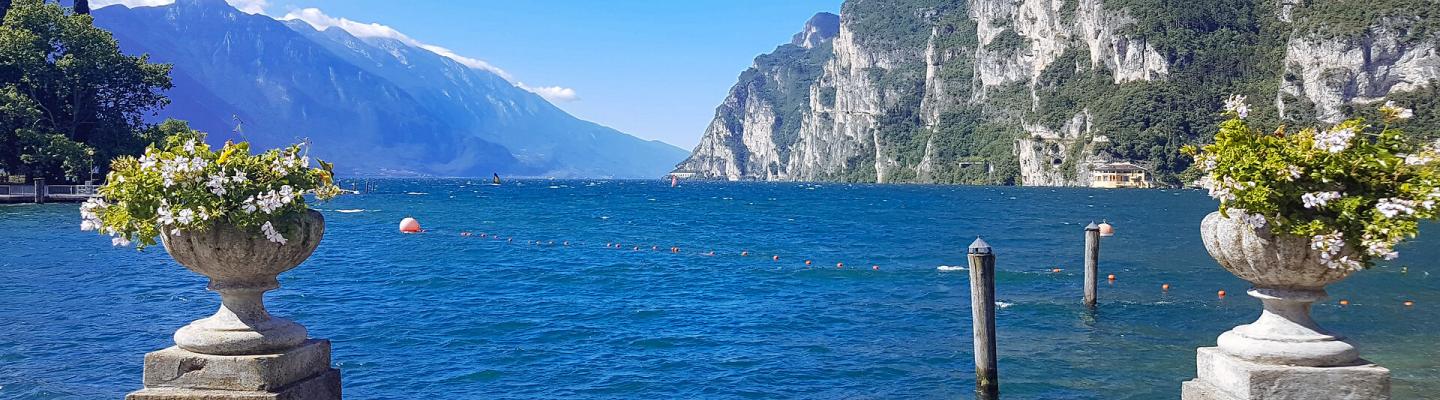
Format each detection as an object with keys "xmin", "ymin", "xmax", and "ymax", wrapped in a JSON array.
[
  {"xmin": 1085, "ymin": 221, "xmax": 1100, "ymax": 231},
  {"xmin": 968, "ymin": 237, "xmax": 992, "ymax": 255}
]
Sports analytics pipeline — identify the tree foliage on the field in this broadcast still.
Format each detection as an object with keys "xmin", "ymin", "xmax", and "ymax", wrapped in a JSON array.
[{"xmin": 0, "ymin": 0, "xmax": 171, "ymax": 182}]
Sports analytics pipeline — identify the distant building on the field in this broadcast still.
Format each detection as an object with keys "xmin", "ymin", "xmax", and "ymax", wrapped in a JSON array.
[{"xmin": 1090, "ymin": 162, "xmax": 1152, "ymax": 189}]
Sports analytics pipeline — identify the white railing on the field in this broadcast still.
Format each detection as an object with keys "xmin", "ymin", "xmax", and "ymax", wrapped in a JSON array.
[
  {"xmin": 0, "ymin": 185, "xmax": 36, "ymax": 196},
  {"xmin": 45, "ymin": 185, "xmax": 99, "ymax": 196}
]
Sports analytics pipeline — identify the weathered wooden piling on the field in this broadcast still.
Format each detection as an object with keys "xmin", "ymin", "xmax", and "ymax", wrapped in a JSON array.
[
  {"xmin": 1084, "ymin": 222, "xmax": 1100, "ymax": 307},
  {"xmin": 968, "ymin": 237, "xmax": 998, "ymax": 400}
]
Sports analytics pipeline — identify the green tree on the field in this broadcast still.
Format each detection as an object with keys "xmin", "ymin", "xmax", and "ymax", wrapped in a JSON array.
[{"xmin": 0, "ymin": 0, "xmax": 171, "ymax": 182}]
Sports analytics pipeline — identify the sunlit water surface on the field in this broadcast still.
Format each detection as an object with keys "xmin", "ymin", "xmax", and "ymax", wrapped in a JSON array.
[{"xmin": 2, "ymin": 179, "xmax": 1436, "ymax": 399}]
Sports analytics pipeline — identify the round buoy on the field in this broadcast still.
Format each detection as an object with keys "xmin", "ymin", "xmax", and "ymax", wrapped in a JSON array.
[
  {"xmin": 1404, "ymin": 300, "xmax": 1415, "ymax": 307},
  {"xmin": 1339, "ymin": 299, "xmax": 1350, "ymax": 306},
  {"xmin": 1107, "ymin": 274, "xmax": 1116, "ymax": 281},
  {"xmin": 1218, "ymin": 290, "xmax": 1227, "ymax": 298},
  {"xmin": 1051, "ymin": 268, "xmax": 1062, "ymax": 273},
  {"xmin": 563, "ymin": 241, "xmax": 570, "ymax": 246},
  {"xmin": 805, "ymin": 260, "xmax": 812, "ymax": 266},
  {"xmin": 741, "ymin": 251, "xmax": 749, "ymax": 256},
  {"xmin": 634, "ymin": 246, "xmax": 640, "ymax": 251},
  {"xmin": 460, "ymin": 232, "xmax": 471, "ymax": 236},
  {"xmin": 652, "ymin": 245, "xmax": 658, "ymax": 250},
  {"xmin": 872, "ymin": 265, "xmax": 879, "ymax": 271},
  {"xmin": 398, "ymin": 217, "xmax": 421, "ymax": 233},
  {"xmin": 1098, "ymin": 220, "xmax": 1115, "ymax": 237},
  {"xmin": 1162, "ymin": 283, "xmax": 1171, "ymax": 291},
  {"xmin": 837, "ymin": 262, "xmax": 844, "ymax": 269},
  {"xmin": 773, "ymin": 255, "xmax": 779, "ymax": 261},
  {"xmin": 707, "ymin": 251, "xmax": 715, "ymax": 256}
]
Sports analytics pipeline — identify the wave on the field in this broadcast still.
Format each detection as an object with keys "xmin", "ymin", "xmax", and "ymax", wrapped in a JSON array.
[{"xmin": 936, "ymin": 265, "xmax": 967, "ymax": 272}]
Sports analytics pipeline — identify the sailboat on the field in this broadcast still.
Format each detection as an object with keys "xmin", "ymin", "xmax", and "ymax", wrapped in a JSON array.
[
  {"xmin": 492, "ymin": 173, "xmax": 502, "ymax": 185},
  {"xmin": 671, "ymin": 175, "xmax": 678, "ymax": 187}
]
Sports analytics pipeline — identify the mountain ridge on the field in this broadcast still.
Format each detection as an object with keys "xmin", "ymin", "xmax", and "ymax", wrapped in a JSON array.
[{"xmin": 93, "ymin": 0, "xmax": 688, "ymax": 178}]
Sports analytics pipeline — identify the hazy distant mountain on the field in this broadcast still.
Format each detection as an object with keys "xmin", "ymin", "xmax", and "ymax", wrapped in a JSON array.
[{"xmin": 93, "ymin": 0, "xmax": 688, "ymax": 177}]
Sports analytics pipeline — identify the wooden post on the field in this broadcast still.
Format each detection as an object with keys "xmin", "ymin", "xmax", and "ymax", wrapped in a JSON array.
[
  {"xmin": 33, "ymin": 177, "xmax": 44, "ymax": 204},
  {"xmin": 968, "ymin": 237, "xmax": 998, "ymax": 400},
  {"xmin": 1084, "ymin": 222, "xmax": 1100, "ymax": 307}
]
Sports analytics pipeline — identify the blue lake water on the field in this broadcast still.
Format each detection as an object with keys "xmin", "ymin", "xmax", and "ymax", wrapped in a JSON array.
[{"xmin": 1, "ymin": 180, "xmax": 1437, "ymax": 399}]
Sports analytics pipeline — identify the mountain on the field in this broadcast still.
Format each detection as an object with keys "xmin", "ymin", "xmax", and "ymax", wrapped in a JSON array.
[
  {"xmin": 675, "ymin": 1, "xmax": 1440, "ymax": 186},
  {"xmin": 92, "ymin": 0, "xmax": 689, "ymax": 178}
]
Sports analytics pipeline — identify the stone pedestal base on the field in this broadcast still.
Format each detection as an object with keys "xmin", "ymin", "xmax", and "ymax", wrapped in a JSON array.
[
  {"xmin": 1181, "ymin": 347, "xmax": 1388, "ymax": 400},
  {"xmin": 127, "ymin": 340, "xmax": 341, "ymax": 400}
]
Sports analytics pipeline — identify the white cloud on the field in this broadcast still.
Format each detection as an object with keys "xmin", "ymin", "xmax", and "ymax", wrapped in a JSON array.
[
  {"xmin": 92, "ymin": 0, "xmax": 266, "ymax": 14},
  {"xmin": 281, "ymin": 8, "xmax": 577, "ymax": 103},
  {"xmin": 226, "ymin": 0, "xmax": 268, "ymax": 14},
  {"xmin": 417, "ymin": 44, "xmax": 514, "ymax": 81},
  {"xmin": 518, "ymin": 83, "xmax": 580, "ymax": 103}
]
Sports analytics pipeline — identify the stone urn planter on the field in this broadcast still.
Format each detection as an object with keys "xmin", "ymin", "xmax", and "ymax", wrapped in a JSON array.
[
  {"xmin": 1199, "ymin": 210, "xmax": 1359, "ymax": 367},
  {"xmin": 161, "ymin": 209, "xmax": 325, "ymax": 355},
  {"xmin": 1183, "ymin": 211, "xmax": 1388, "ymax": 400},
  {"xmin": 131, "ymin": 209, "xmax": 340, "ymax": 400}
]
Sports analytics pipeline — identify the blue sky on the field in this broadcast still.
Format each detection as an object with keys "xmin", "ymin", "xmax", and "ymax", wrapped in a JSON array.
[{"xmin": 96, "ymin": 0, "xmax": 844, "ymax": 149}]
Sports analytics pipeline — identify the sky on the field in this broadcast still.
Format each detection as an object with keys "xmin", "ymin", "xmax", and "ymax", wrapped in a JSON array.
[{"xmin": 91, "ymin": 0, "xmax": 844, "ymax": 150}]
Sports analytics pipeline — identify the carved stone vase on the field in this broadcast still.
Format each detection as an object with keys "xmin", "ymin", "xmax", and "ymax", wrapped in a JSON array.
[
  {"xmin": 162, "ymin": 209, "xmax": 325, "ymax": 355},
  {"xmin": 1183, "ymin": 211, "xmax": 1389, "ymax": 400},
  {"xmin": 129, "ymin": 209, "xmax": 341, "ymax": 400}
]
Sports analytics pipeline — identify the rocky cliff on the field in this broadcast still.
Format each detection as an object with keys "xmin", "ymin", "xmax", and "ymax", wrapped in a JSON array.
[{"xmin": 675, "ymin": 0, "xmax": 1440, "ymax": 186}]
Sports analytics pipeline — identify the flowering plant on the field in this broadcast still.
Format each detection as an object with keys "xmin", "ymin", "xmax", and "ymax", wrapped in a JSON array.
[
  {"xmin": 1184, "ymin": 96, "xmax": 1440, "ymax": 270},
  {"xmin": 80, "ymin": 132, "xmax": 340, "ymax": 249}
]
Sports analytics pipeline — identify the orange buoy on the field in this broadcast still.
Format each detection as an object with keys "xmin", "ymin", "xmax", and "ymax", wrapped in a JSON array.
[
  {"xmin": 741, "ymin": 251, "xmax": 749, "ymax": 256},
  {"xmin": 1051, "ymin": 268, "xmax": 1062, "ymax": 273},
  {"xmin": 1404, "ymin": 300, "xmax": 1415, "ymax": 307},
  {"xmin": 1098, "ymin": 220, "xmax": 1115, "ymax": 237},
  {"xmin": 1107, "ymin": 274, "xmax": 1116, "ymax": 281},
  {"xmin": 805, "ymin": 260, "xmax": 812, "ymax": 266},
  {"xmin": 773, "ymin": 255, "xmax": 779, "ymax": 261},
  {"xmin": 1218, "ymin": 290, "xmax": 1227, "ymax": 298},
  {"xmin": 1339, "ymin": 299, "xmax": 1350, "ymax": 306},
  {"xmin": 398, "ymin": 217, "xmax": 421, "ymax": 233},
  {"xmin": 836, "ymin": 262, "xmax": 844, "ymax": 269},
  {"xmin": 1162, "ymin": 283, "xmax": 1171, "ymax": 291},
  {"xmin": 872, "ymin": 265, "xmax": 879, "ymax": 271}
]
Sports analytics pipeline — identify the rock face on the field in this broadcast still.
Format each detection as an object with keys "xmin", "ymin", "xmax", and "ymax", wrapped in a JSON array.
[{"xmin": 676, "ymin": 0, "xmax": 1440, "ymax": 186}]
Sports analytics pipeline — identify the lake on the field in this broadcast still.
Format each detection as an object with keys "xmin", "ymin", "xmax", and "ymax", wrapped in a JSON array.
[{"xmin": 1, "ymin": 179, "xmax": 1436, "ymax": 398}]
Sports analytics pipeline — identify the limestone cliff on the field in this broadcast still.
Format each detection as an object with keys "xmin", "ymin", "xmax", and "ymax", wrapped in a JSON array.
[{"xmin": 675, "ymin": 0, "xmax": 1440, "ymax": 186}]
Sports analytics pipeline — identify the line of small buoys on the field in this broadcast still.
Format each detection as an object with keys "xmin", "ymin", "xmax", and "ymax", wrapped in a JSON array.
[{"xmin": 418, "ymin": 222, "xmax": 1427, "ymax": 310}]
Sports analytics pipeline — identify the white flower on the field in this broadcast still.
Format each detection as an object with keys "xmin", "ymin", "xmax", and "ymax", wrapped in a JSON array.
[
  {"xmin": 1224, "ymin": 94, "xmax": 1250, "ymax": 119},
  {"xmin": 261, "ymin": 221, "xmax": 287, "ymax": 245},
  {"xmin": 1403, "ymin": 154, "xmax": 1434, "ymax": 166},
  {"xmin": 79, "ymin": 197, "xmax": 108, "ymax": 232},
  {"xmin": 183, "ymin": 140, "xmax": 197, "ymax": 153},
  {"xmin": 139, "ymin": 154, "xmax": 157, "ymax": 170},
  {"xmin": 111, "ymin": 235, "xmax": 131, "ymax": 247},
  {"xmin": 1301, "ymin": 191, "xmax": 1342, "ymax": 209},
  {"xmin": 206, "ymin": 173, "xmax": 228, "ymax": 196},
  {"xmin": 1380, "ymin": 101, "xmax": 1413, "ymax": 120},
  {"xmin": 1376, "ymin": 198, "xmax": 1418, "ymax": 218},
  {"xmin": 1206, "ymin": 177, "xmax": 1245, "ymax": 202},
  {"xmin": 1239, "ymin": 211, "xmax": 1267, "ymax": 229},
  {"xmin": 1310, "ymin": 231, "xmax": 1358, "ymax": 269},
  {"xmin": 1284, "ymin": 165, "xmax": 1303, "ymax": 181},
  {"xmin": 1314, "ymin": 126, "xmax": 1356, "ymax": 153},
  {"xmin": 1363, "ymin": 235, "xmax": 1399, "ymax": 261},
  {"xmin": 231, "ymin": 170, "xmax": 248, "ymax": 183},
  {"xmin": 175, "ymin": 209, "xmax": 196, "ymax": 225},
  {"xmin": 156, "ymin": 205, "xmax": 175, "ymax": 226}
]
